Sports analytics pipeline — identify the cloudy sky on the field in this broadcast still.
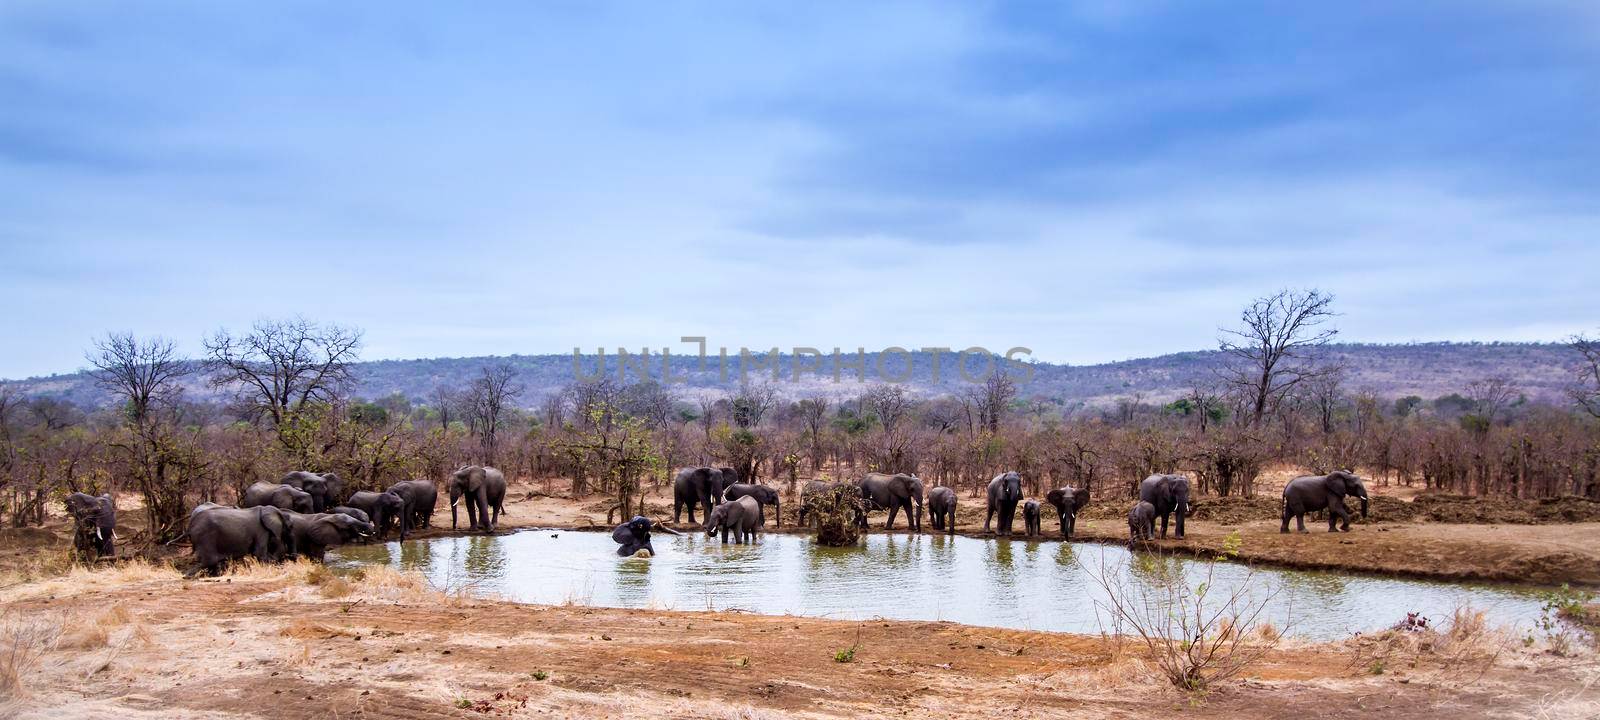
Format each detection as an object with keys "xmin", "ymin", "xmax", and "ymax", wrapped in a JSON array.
[{"xmin": 2, "ymin": 1, "xmax": 1597, "ymax": 379}]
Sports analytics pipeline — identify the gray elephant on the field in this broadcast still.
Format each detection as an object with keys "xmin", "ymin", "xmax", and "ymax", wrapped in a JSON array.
[
  {"xmin": 186, "ymin": 504, "xmax": 293, "ymax": 576},
  {"xmin": 612, "ymin": 516, "xmax": 655, "ymax": 557},
  {"xmin": 278, "ymin": 471, "xmax": 340, "ymax": 513},
  {"xmin": 286, "ymin": 512, "xmax": 375, "ymax": 562},
  {"xmin": 1128, "ymin": 501, "xmax": 1155, "ymax": 547},
  {"xmin": 1022, "ymin": 499, "xmax": 1042, "ymax": 537},
  {"xmin": 1045, "ymin": 486, "xmax": 1090, "ymax": 539},
  {"xmin": 927, "ymin": 486, "xmax": 957, "ymax": 534},
  {"xmin": 346, "ymin": 490, "xmax": 406, "ymax": 540},
  {"xmin": 1282, "ymin": 470, "xmax": 1369, "ymax": 533},
  {"xmin": 328, "ymin": 505, "xmax": 371, "ymax": 524},
  {"xmin": 858, "ymin": 472, "xmax": 924, "ymax": 532},
  {"xmin": 1139, "ymin": 474, "xmax": 1191, "ymax": 539},
  {"xmin": 985, "ymin": 471, "xmax": 1023, "ymax": 535},
  {"xmin": 386, "ymin": 479, "xmax": 438, "ymax": 532},
  {"xmin": 706, "ymin": 495, "xmax": 762, "ymax": 544},
  {"xmin": 65, "ymin": 492, "xmax": 116, "ymax": 561},
  {"xmin": 723, "ymin": 482, "xmax": 781, "ymax": 527},
  {"xmin": 240, "ymin": 481, "xmax": 315, "ymax": 514},
  {"xmin": 450, "ymin": 465, "xmax": 507, "ymax": 533},
  {"xmin": 672, "ymin": 467, "xmax": 727, "ymax": 524}
]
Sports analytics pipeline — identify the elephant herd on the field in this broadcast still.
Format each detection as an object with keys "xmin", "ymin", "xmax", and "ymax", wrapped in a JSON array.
[{"xmin": 670, "ymin": 467, "xmax": 1373, "ymax": 551}]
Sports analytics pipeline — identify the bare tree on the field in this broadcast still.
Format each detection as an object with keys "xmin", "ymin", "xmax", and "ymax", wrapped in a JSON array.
[
  {"xmin": 730, "ymin": 381, "xmax": 777, "ymax": 429},
  {"xmin": 1569, "ymin": 333, "xmax": 1600, "ymax": 418},
  {"xmin": 1219, "ymin": 289, "xmax": 1339, "ymax": 427},
  {"xmin": 87, "ymin": 333, "xmax": 190, "ymax": 423},
  {"xmin": 429, "ymin": 385, "xmax": 461, "ymax": 430},
  {"xmin": 1464, "ymin": 376, "xmax": 1518, "ymax": 426},
  {"xmin": 966, "ymin": 372, "xmax": 1016, "ymax": 434},
  {"xmin": 861, "ymin": 384, "xmax": 910, "ymax": 434},
  {"xmin": 465, "ymin": 362, "xmax": 523, "ymax": 465},
  {"xmin": 203, "ymin": 317, "xmax": 363, "ymax": 430},
  {"xmin": 797, "ymin": 394, "xmax": 830, "ymax": 471},
  {"xmin": 1306, "ymin": 365, "xmax": 1347, "ymax": 435}
]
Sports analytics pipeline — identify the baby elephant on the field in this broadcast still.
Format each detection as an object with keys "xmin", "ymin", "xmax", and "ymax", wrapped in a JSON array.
[
  {"xmin": 612, "ymin": 516, "xmax": 655, "ymax": 557},
  {"xmin": 1022, "ymin": 500, "xmax": 1042, "ymax": 537},
  {"xmin": 1128, "ymin": 501, "xmax": 1156, "ymax": 547},
  {"xmin": 927, "ymin": 486, "xmax": 957, "ymax": 534},
  {"xmin": 706, "ymin": 495, "xmax": 762, "ymax": 544}
]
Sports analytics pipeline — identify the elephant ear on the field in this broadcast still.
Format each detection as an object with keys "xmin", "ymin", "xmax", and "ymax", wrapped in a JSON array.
[
  {"xmin": 1073, "ymin": 487, "xmax": 1090, "ymax": 510},
  {"xmin": 1325, "ymin": 473, "xmax": 1349, "ymax": 496},
  {"xmin": 1045, "ymin": 488, "xmax": 1065, "ymax": 508}
]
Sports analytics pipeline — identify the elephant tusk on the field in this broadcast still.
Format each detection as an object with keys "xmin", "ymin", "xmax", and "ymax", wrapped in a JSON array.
[{"xmin": 95, "ymin": 527, "xmax": 103, "ymax": 540}]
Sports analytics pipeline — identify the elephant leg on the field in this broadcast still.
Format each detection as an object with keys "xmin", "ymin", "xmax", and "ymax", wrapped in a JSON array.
[
  {"xmin": 1281, "ymin": 505, "xmax": 1291, "ymax": 533},
  {"xmin": 984, "ymin": 507, "xmax": 994, "ymax": 533},
  {"xmin": 885, "ymin": 502, "xmax": 898, "ymax": 530},
  {"xmin": 1296, "ymin": 513, "xmax": 1307, "ymax": 532},
  {"xmin": 1331, "ymin": 503, "xmax": 1350, "ymax": 532},
  {"xmin": 1158, "ymin": 513, "xmax": 1168, "ymax": 538},
  {"xmin": 478, "ymin": 496, "xmax": 493, "ymax": 532}
]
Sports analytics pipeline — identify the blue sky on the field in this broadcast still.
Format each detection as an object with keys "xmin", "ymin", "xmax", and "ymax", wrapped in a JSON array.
[{"xmin": 2, "ymin": 1, "xmax": 1598, "ymax": 379}]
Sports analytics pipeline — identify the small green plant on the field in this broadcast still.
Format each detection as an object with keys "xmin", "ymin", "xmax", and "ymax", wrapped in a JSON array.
[
  {"xmin": 1533, "ymin": 584, "xmax": 1596, "ymax": 656},
  {"xmin": 454, "ymin": 697, "xmax": 472, "ymax": 709},
  {"xmin": 531, "ymin": 670, "xmax": 549, "ymax": 681},
  {"xmin": 1220, "ymin": 531, "xmax": 1243, "ymax": 559},
  {"xmin": 1368, "ymin": 659, "xmax": 1386, "ymax": 675},
  {"xmin": 738, "ymin": 656, "xmax": 750, "ymax": 668},
  {"xmin": 833, "ymin": 644, "xmax": 858, "ymax": 663}
]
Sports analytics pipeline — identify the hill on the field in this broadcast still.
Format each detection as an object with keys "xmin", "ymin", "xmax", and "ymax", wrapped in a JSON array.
[{"xmin": 2, "ymin": 341, "xmax": 1580, "ymax": 411}]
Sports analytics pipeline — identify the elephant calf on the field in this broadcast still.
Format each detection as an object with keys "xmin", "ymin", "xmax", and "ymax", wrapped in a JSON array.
[
  {"xmin": 707, "ymin": 496, "xmax": 762, "ymax": 544},
  {"xmin": 1128, "ymin": 501, "xmax": 1155, "ymax": 547},
  {"xmin": 286, "ymin": 512, "xmax": 375, "ymax": 562},
  {"xmin": 928, "ymin": 486, "xmax": 957, "ymax": 534},
  {"xmin": 346, "ymin": 490, "xmax": 407, "ymax": 540},
  {"xmin": 329, "ymin": 505, "xmax": 371, "ymax": 524},
  {"xmin": 612, "ymin": 516, "xmax": 655, "ymax": 557},
  {"xmin": 1022, "ymin": 500, "xmax": 1042, "ymax": 537}
]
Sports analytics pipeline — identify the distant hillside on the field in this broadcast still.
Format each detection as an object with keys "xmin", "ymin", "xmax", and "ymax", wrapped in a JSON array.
[{"xmin": 2, "ymin": 342, "xmax": 1580, "ymax": 410}]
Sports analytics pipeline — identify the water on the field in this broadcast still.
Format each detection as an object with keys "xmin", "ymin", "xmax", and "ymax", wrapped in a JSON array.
[{"xmin": 328, "ymin": 530, "xmax": 1547, "ymax": 641}]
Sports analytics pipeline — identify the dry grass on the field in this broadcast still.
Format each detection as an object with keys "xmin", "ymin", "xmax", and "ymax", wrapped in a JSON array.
[
  {"xmin": 0, "ymin": 559, "xmax": 180, "ymax": 603},
  {"xmin": 279, "ymin": 618, "xmax": 361, "ymax": 640},
  {"xmin": 0, "ymin": 613, "xmax": 60, "ymax": 699},
  {"xmin": 1347, "ymin": 605, "xmax": 1511, "ymax": 684}
]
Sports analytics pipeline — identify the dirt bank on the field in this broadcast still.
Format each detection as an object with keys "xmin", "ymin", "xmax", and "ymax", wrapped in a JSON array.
[{"xmin": 3, "ymin": 563, "xmax": 1595, "ymax": 719}]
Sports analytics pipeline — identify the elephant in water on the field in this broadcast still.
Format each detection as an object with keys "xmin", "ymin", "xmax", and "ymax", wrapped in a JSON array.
[
  {"xmin": 386, "ymin": 479, "xmax": 438, "ymax": 533},
  {"xmin": 985, "ymin": 472, "xmax": 1023, "ymax": 535},
  {"xmin": 1282, "ymin": 470, "xmax": 1369, "ymax": 533},
  {"xmin": 672, "ymin": 467, "xmax": 728, "ymax": 524},
  {"xmin": 278, "ymin": 471, "xmax": 340, "ymax": 513},
  {"xmin": 450, "ymin": 465, "xmax": 507, "ymax": 533},
  {"xmin": 858, "ymin": 472, "xmax": 924, "ymax": 532},
  {"xmin": 1045, "ymin": 486, "xmax": 1090, "ymax": 539},
  {"xmin": 927, "ymin": 486, "xmax": 958, "ymax": 534},
  {"xmin": 706, "ymin": 496, "xmax": 762, "ymax": 544},
  {"xmin": 1022, "ymin": 499, "xmax": 1042, "ymax": 537},
  {"xmin": 1128, "ymin": 501, "xmax": 1156, "ymax": 547},
  {"xmin": 240, "ymin": 482, "xmax": 315, "ymax": 514},
  {"xmin": 1139, "ymin": 474, "xmax": 1191, "ymax": 539},
  {"xmin": 286, "ymin": 512, "xmax": 375, "ymax": 562},
  {"xmin": 346, "ymin": 490, "xmax": 406, "ymax": 540},
  {"xmin": 612, "ymin": 516, "xmax": 655, "ymax": 557},
  {"xmin": 187, "ymin": 504, "xmax": 293, "ymax": 576},
  {"xmin": 65, "ymin": 492, "xmax": 116, "ymax": 560},
  {"xmin": 723, "ymin": 482, "xmax": 781, "ymax": 527}
]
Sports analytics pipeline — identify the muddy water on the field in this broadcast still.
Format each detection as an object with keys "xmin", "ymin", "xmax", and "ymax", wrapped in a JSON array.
[{"xmin": 329, "ymin": 530, "xmax": 1546, "ymax": 641}]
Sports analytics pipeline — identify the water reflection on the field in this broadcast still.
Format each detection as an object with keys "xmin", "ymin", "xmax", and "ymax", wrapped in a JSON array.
[{"xmin": 329, "ymin": 530, "xmax": 1545, "ymax": 641}]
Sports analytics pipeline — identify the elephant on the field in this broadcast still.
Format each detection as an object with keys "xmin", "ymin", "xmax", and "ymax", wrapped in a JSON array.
[
  {"xmin": 672, "ymin": 467, "xmax": 728, "ymax": 524},
  {"xmin": 65, "ymin": 492, "xmax": 116, "ymax": 560},
  {"xmin": 611, "ymin": 516, "xmax": 655, "ymax": 557},
  {"xmin": 1128, "ymin": 501, "xmax": 1156, "ymax": 547},
  {"xmin": 450, "ymin": 465, "xmax": 507, "ymax": 533},
  {"xmin": 927, "ymin": 486, "xmax": 958, "ymax": 534},
  {"xmin": 706, "ymin": 495, "xmax": 762, "ymax": 544},
  {"xmin": 1023, "ymin": 499, "xmax": 1042, "ymax": 537},
  {"xmin": 328, "ymin": 505, "xmax": 371, "ymax": 524},
  {"xmin": 278, "ymin": 471, "xmax": 340, "ymax": 513},
  {"xmin": 858, "ymin": 472, "xmax": 924, "ymax": 532},
  {"xmin": 346, "ymin": 490, "xmax": 407, "ymax": 540},
  {"xmin": 240, "ymin": 481, "xmax": 315, "ymax": 514},
  {"xmin": 985, "ymin": 472, "xmax": 1023, "ymax": 535},
  {"xmin": 1139, "ymin": 474, "xmax": 1191, "ymax": 539},
  {"xmin": 285, "ymin": 512, "xmax": 375, "ymax": 562},
  {"xmin": 186, "ymin": 504, "xmax": 293, "ymax": 576},
  {"xmin": 723, "ymin": 483, "xmax": 781, "ymax": 527},
  {"xmin": 1282, "ymin": 470, "xmax": 1370, "ymax": 533},
  {"xmin": 386, "ymin": 479, "xmax": 438, "ymax": 532},
  {"xmin": 1045, "ymin": 486, "xmax": 1091, "ymax": 539}
]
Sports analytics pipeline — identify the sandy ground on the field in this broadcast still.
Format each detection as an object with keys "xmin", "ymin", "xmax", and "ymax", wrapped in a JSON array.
[{"xmin": 3, "ymin": 562, "xmax": 1597, "ymax": 719}]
